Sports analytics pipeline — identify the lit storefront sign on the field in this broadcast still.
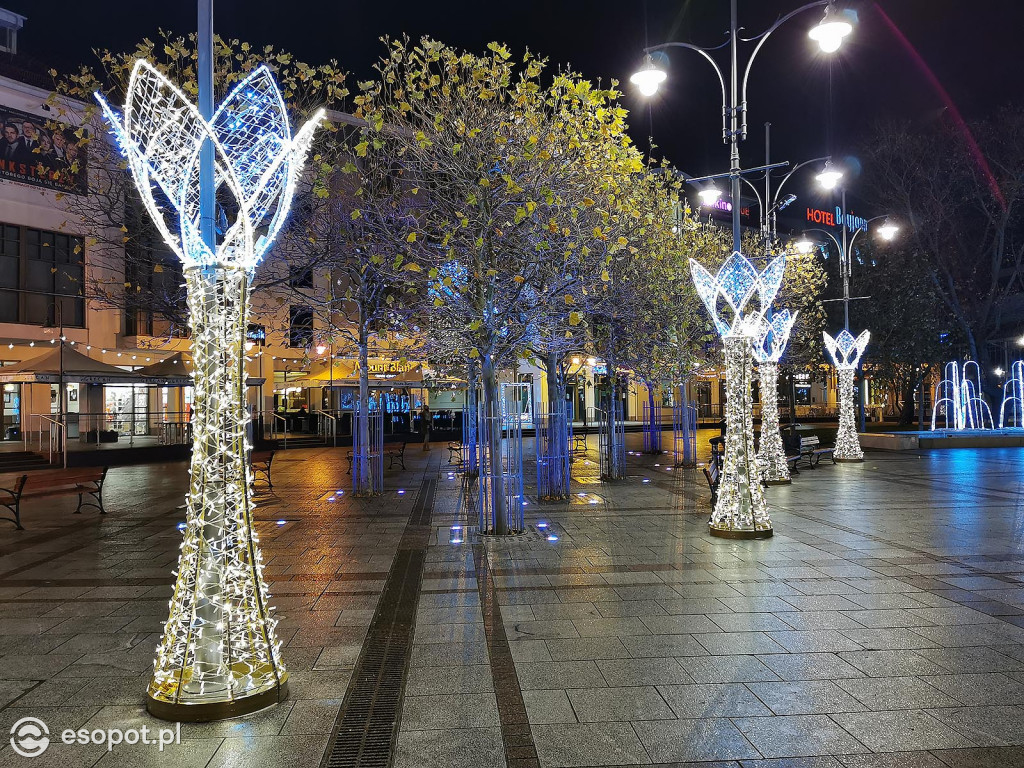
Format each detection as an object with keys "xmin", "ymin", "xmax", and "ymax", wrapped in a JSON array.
[{"xmin": 806, "ymin": 206, "xmax": 867, "ymax": 231}]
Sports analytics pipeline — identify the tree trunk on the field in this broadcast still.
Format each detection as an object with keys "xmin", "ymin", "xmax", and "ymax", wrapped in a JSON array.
[
  {"xmin": 353, "ymin": 326, "xmax": 373, "ymax": 495},
  {"xmin": 480, "ymin": 352, "xmax": 507, "ymax": 535},
  {"xmin": 466, "ymin": 357, "xmax": 479, "ymax": 476}
]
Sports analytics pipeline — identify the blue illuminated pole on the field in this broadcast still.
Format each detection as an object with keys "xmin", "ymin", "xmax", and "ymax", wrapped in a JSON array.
[{"xmin": 198, "ymin": 0, "xmax": 215, "ymax": 260}]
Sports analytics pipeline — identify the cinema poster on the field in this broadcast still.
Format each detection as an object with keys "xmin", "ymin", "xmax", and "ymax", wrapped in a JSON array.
[{"xmin": 0, "ymin": 104, "xmax": 87, "ymax": 195}]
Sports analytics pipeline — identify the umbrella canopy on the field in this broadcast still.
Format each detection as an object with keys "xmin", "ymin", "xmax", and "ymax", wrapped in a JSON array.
[{"xmin": 0, "ymin": 347, "xmax": 146, "ymax": 384}]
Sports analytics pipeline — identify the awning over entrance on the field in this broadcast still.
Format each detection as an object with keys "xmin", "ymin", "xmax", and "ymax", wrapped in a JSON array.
[
  {"xmin": 138, "ymin": 353, "xmax": 265, "ymax": 387},
  {"xmin": 0, "ymin": 347, "xmax": 146, "ymax": 384}
]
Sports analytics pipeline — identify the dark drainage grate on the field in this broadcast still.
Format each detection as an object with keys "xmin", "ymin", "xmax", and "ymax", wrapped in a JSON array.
[
  {"xmin": 321, "ymin": 473, "xmax": 436, "ymax": 768},
  {"xmin": 475, "ymin": 546, "xmax": 540, "ymax": 768}
]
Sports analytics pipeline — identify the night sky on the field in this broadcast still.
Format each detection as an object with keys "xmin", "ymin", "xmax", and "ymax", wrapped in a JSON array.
[{"xmin": 7, "ymin": 0, "xmax": 1024, "ymax": 215}]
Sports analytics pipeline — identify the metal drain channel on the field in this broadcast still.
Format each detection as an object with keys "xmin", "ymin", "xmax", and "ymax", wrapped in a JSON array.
[
  {"xmin": 321, "ymin": 473, "xmax": 436, "ymax": 768},
  {"xmin": 475, "ymin": 546, "xmax": 540, "ymax": 768}
]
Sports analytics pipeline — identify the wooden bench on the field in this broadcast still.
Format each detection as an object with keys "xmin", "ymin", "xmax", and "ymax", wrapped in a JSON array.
[
  {"xmin": 0, "ymin": 467, "xmax": 108, "ymax": 530},
  {"xmin": 251, "ymin": 450, "xmax": 275, "ymax": 489},
  {"xmin": 794, "ymin": 435, "xmax": 836, "ymax": 469},
  {"xmin": 386, "ymin": 442, "xmax": 408, "ymax": 470},
  {"xmin": 702, "ymin": 460, "xmax": 721, "ymax": 509},
  {"xmin": 346, "ymin": 442, "xmax": 408, "ymax": 473},
  {"xmin": 447, "ymin": 441, "xmax": 463, "ymax": 466}
]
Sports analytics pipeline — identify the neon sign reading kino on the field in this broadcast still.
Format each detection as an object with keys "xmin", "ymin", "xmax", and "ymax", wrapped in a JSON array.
[{"xmin": 806, "ymin": 206, "xmax": 867, "ymax": 232}]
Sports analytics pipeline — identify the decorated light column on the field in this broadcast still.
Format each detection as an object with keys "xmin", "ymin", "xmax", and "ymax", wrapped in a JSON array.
[
  {"xmin": 97, "ymin": 61, "xmax": 322, "ymax": 720},
  {"xmin": 753, "ymin": 310, "xmax": 798, "ymax": 484},
  {"xmin": 691, "ymin": 252, "xmax": 786, "ymax": 539},
  {"xmin": 823, "ymin": 329, "xmax": 870, "ymax": 462}
]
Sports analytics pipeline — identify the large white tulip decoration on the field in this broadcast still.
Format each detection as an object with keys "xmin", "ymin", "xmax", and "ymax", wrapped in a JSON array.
[{"xmin": 97, "ymin": 60, "xmax": 323, "ymax": 720}]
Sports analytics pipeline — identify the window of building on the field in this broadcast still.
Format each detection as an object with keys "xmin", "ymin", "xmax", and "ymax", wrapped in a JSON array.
[
  {"xmin": 289, "ymin": 265, "xmax": 314, "ymax": 288},
  {"xmin": 0, "ymin": 223, "xmax": 84, "ymax": 327},
  {"xmin": 288, "ymin": 306, "xmax": 313, "ymax": 348}
]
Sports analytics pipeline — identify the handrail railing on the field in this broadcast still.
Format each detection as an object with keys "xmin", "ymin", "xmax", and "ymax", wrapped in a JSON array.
[
  {"xmin": 318, "ymin": 410, "xmax": 338, "ymax": 447},
  {"xmin": 270, "ymin": 412, "xmax": 287, "ymax": 449},
  {"xmin": 31, "ymin": 413, "xmax": 65, "ymax": 465}
]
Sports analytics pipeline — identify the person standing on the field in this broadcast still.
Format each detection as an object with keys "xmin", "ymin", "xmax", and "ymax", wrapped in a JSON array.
[{"xmin": 419, "ymin": 403, "xmax": 431, "ymax": 451}]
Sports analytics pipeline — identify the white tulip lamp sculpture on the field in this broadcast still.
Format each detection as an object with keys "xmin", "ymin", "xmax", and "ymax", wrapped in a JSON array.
[
  {"xmin": 823, "ymin": 329, "xmax": 870, "ymax": 462},
  {"xmin": 97, "ymin": 61, "xmax": 322, "ymax": 720},
  {"xmin": 753, "ymin": 310, "xmax": 798, "ymax": 485},
  {"xmin": 691, "ymin": 251, "xmax": 786, "ymax": 539}
]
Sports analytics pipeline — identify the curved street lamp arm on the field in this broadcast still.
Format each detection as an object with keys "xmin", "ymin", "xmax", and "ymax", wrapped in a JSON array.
[
  {"xmin": 802, "ymin": 226, "xmax": 842, "ymax": 253},
  {"xmin": 848, "ymin": 215, "xmax": 890, "ymax": 251},
  {"xmin": 739, "ymin": 176, "xmax": 765, "ymax": 227},
  {"xmin": 645, "ymin": 42, "xmax": 729, "ymax": 139},
  {"xmin": 740, "ymin": 0, "xmax": 829, "ymax": 138},
  {"xmin": 773, "ymin": 155, "xmax": 831, "ymax": 208}
]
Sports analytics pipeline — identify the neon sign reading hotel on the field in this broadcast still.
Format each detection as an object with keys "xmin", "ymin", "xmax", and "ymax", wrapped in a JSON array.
[{"xmin": 806, "ymin": 206, "xmax": 868, "ymax": 232}]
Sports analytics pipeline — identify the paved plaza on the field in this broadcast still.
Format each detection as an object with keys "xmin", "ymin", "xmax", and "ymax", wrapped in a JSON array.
[{"xmin": 2, "ymin": 437, "xmax": 1024, "ymax": 767}]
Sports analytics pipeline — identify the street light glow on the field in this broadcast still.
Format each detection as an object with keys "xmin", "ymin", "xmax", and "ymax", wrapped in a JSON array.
[
  {"xmin": 816, "ymin": 161, "xmax": 844, "ymax": 190},
  {"xmin": 793, "ymin": 238, "xmax": 815, "ymax": 255},
  {"xmin": 698, "ymin": 184, "xmax": 723, "ymax": 205},
  {"xmin": 877, "ymin": 220, "xmax": 899, "ymax": 241},
  {"xmin": 809, "ymin": 5, "xmax": 854, "ymax": 53},
  {"xmin": 630, "ymin": 55, "xmax": 666, "ymax": 97}
]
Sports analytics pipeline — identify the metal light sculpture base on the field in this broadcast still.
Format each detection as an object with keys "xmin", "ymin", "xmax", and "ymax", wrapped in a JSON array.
[
  {"xmin": 148, "ymin": 267, "xmax": 287, "ymax": 720},
  {"xmin": 713, "ymin": 336, "xmax": 772, "ymax": 539},
  {"xmin": 824, "ymin": 330, "xmax": 870, "ymax": 462},
  {"xmin": 97, "ymin": 61, "xmax": 322, "ymax": 721}
]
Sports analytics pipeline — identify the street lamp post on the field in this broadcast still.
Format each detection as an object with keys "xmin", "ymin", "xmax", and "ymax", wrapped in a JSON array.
[{"xmin": 633, "ymin": 0, "xmax": 854, "ymax": 539}]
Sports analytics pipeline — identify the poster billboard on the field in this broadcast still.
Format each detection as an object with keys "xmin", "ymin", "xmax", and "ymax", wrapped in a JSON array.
[{"xmin": 0, "ymin": 104, "xmax": 87, "ymax": 194}]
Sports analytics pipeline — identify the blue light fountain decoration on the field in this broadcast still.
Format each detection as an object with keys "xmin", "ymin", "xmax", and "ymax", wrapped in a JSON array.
[
  {"xmin": 823, "ymin": 329, "xmax": 871, "ymax": 461},
  {"xmin": 97, "ymin": 60, "xmax": 322, "ymax": 720},
  {"xmin": 691, "ymin": 251, "xmax": 786, "ymax": 539},
  {"xmin": 752, "ymin": 309, "xmax": 798, "ymax": 485},
  {"xmin": 1000, "ymin": 361, "xmax": 1024, "ymax": 429},
  {"xmin": 932, "ymin": 360, "xmax": 994, "ymax": 431}
]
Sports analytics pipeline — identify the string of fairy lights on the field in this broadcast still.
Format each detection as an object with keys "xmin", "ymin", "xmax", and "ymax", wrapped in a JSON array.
[
  {"xmin": 752, "ymin": 309, "xmax": 799, "ymax": 485},
  {"xmin": 95, "ymin": 58, "xmax": 321, "ymax": 718}
]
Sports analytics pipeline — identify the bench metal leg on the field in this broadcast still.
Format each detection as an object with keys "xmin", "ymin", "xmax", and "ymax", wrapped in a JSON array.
[{"xmin": 0, "ymin": 500, "xmax": 21, "ymax": 530}]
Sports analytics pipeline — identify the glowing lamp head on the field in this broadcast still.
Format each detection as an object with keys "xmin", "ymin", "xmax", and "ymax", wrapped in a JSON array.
[
  {"xmin": 816, "ymin": 161, "xmax": 844, "ymax": 190},
  {"xmin": 793, "ymin": 238, "xmax": 815, "ymax": 255},
  {"xmin": 698, "ymin": 184, "xmax": 723, "ymax": 206},
  {"xmin": 877, "ymin": 220, "xmax": 899, "ymax": 241},
  {"xmin": 809, "ymin": 4, "xmax": 854, "ymax": 53},
  {"xmin": 630, "ymin": 55, "xmax": 667, "ymax": 97},
  {"xmin": 315, "ymin": 344, "xmax": 327, "ymax": 356}
]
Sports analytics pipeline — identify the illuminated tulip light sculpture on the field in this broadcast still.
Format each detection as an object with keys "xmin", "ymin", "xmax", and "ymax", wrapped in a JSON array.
[
  {"xmin": 753, "ymin": 310, "xmax": 798, "ymax": 485},
  {"xmin": 691, "ymin": 251, "xmax": 785, "ymax": 539},
  {"xmin": 1000, "ymin": 361, "xmax": 1024, "ymax": 429},
  {"xmin": 97, "ymin": 61, "xmax": 322, "ymax": 720},
  {"xmin": 823, "ymin": 329, "xmax": 870, "ymax": 462}
]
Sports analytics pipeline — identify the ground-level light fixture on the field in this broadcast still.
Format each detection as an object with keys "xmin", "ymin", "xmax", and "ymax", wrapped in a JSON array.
[
  {"xmin": 809, "ymin": 3, "xmax": 854, "ymax": 53},
  {"xmin": 630, "ymin": 54, "xmax": 667, "ymax": 97},
  {"xmin": 815, "ymin": 160, "xmax": 844, "ymax": 190}
]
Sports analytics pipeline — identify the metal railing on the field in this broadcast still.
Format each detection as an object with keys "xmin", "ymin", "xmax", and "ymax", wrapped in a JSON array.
[
  {"xmin": 30, "ymin": 414, "xmax": 65, "ymax": 465},
  {"xmin": 318, "ymin": 410, "xmax": 338, "ymax": 447},
  {"xmin": 30, "ymin": 411, "xmax": 195, "ymax": 455},
  {"xmin": 269, "ymin": 413, "xmax": 288, "ymax": 449}
]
